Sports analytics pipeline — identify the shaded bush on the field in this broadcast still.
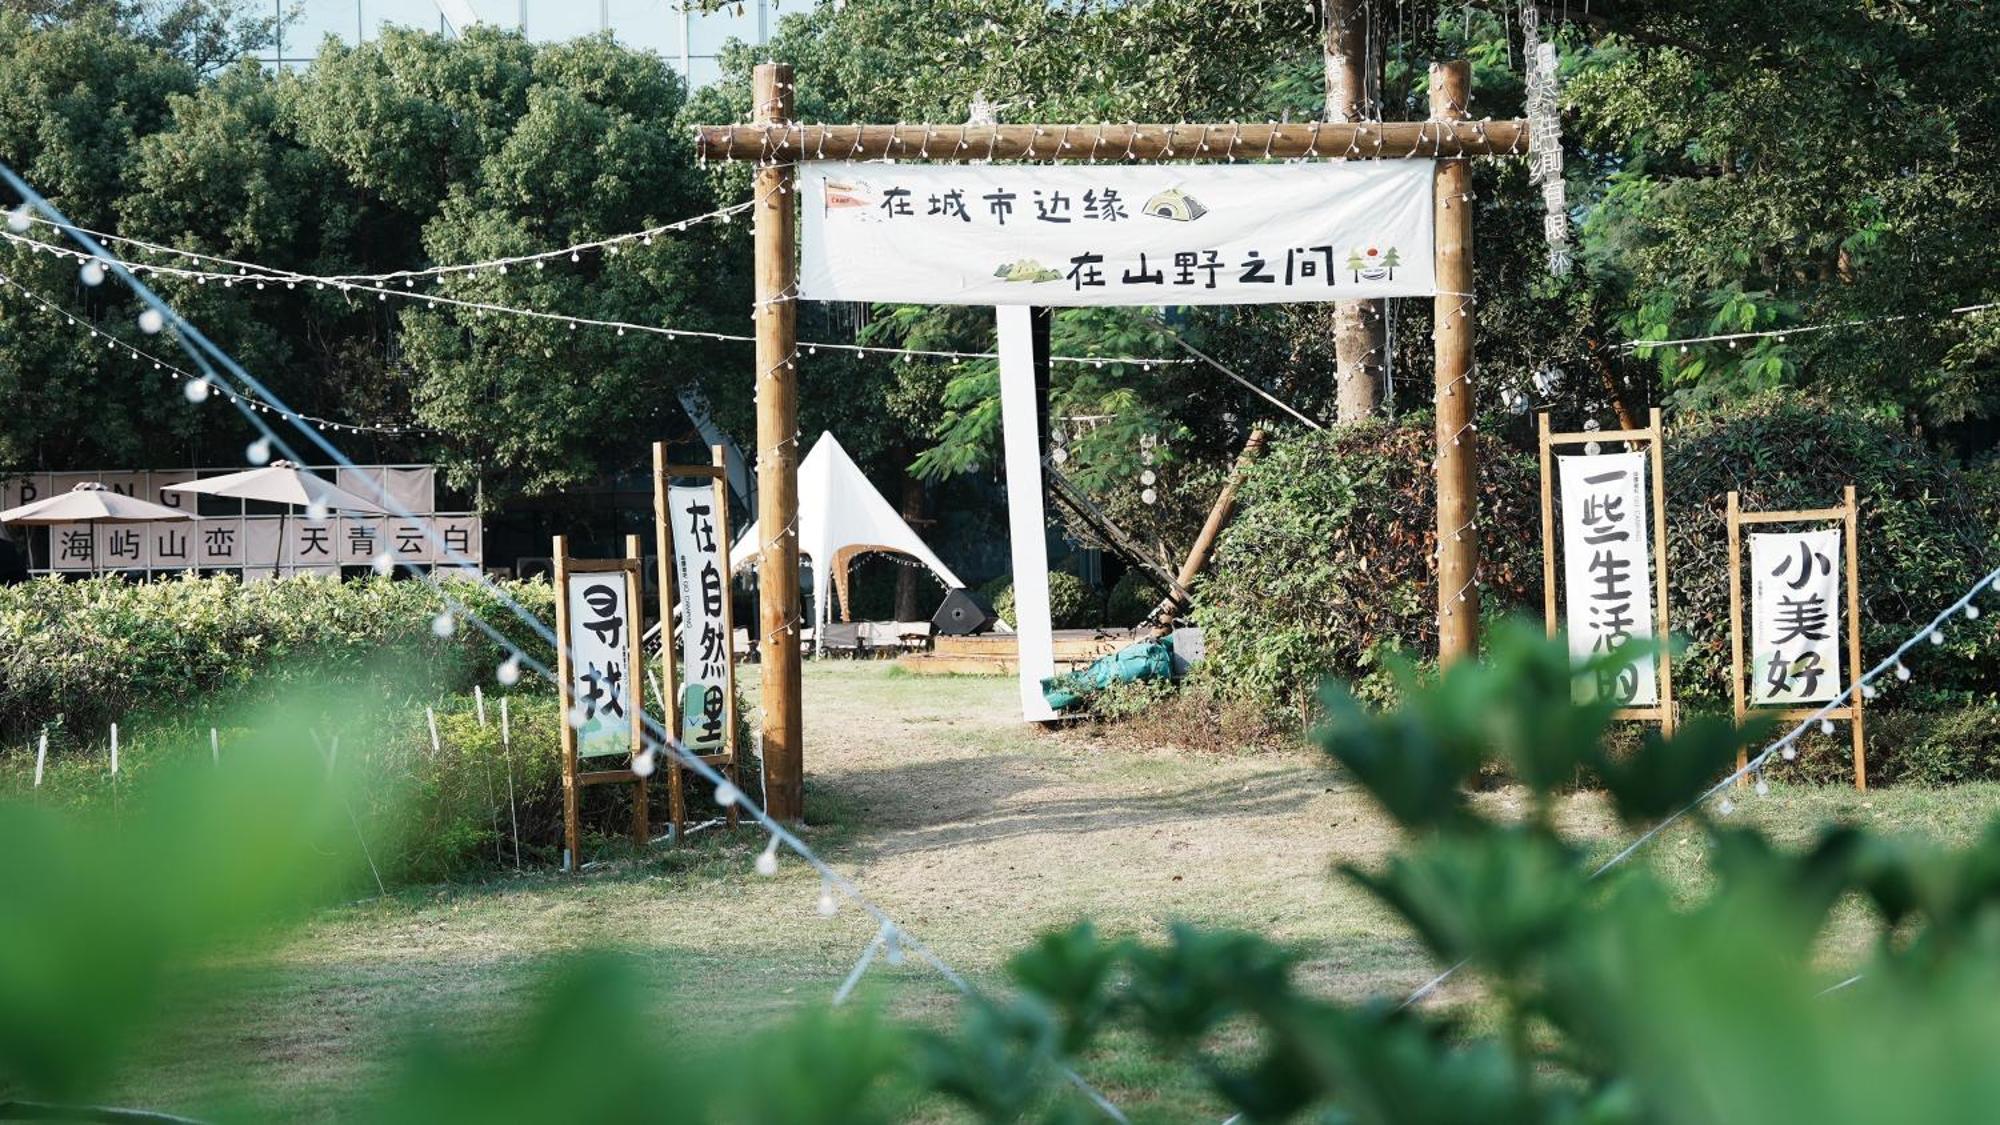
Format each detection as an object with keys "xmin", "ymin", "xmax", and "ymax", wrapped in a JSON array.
[
  {"xmin": 1663, "ymin": 395, "xmax": 2000, "ymax": 708},
  {"xmin": 0, "ymin": 574, "xmax": 555, "ymax": 744},
  {"xmin": 1191, "ymin": 418, "xmax": 1543, "ymax": 716},
  {"xmin": 992, "ymin": 570, "xmax": 1102, "ymax": 629},
  {"xmin": 1104, "ymin": 568, "xmax": 1164, "ymax": 627}
]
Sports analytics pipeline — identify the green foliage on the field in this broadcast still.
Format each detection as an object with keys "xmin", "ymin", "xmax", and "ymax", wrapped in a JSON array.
[
  {"xmin": 0, "ymin": 705, "xmax": 364, "ymax": 1101},
  {"xmin": 1104, "ymin": 568, "xmax": 1163, "ymax": 628},
  {"xmin": 992, "ymin": 570, "xmax": 1102, "ymax": 630},
  {"xmin": 0, "ymin": 574, "xmax": 554, "ymax": 743},
  {"xmin": 1192, "ymin": 418, "xmax": 1543, "ymax": 716},
  {"xmin": 1661, "ymin": 396, "xmax": 2000, "ymax": 708}
]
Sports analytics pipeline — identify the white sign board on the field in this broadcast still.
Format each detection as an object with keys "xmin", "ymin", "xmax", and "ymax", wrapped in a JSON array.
[
  {"xmin": 564, "ymin": 571, "xmax": 638, "ymax": 759},
  {"xmin": 800, "ymin": 161, "xmax": 1435, "ymax": 306},
  {"xmin": 668, "ymin": 483, "xmax": 730, "ymax": 751},
  {"xmin": 1558, "ymin": 452, "xmax": 1658, "ymax": 705},
  {"xmin": 1750, "ymin": 529, "xmax": 1843, "ymax": 704}
]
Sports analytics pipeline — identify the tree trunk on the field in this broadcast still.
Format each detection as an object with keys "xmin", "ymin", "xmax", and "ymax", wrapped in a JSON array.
[
  {"xmin": 1326, "ymin": 0, "xmax": 1386, "ymax": 423},
  {"xmin": 894, "ymin": 462, "xmax": 925, "ymax": 621}
]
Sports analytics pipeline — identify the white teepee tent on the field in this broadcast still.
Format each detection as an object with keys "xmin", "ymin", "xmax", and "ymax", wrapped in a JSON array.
[{"xmin": 731, "ymin": 432, "xmax": 964, "ymax": 639}]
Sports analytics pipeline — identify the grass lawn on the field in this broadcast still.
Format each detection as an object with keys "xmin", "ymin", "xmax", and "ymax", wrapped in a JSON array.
[{"xmin": 100, "ymin": 663, "xmax": 2000, "ymax": 1121}]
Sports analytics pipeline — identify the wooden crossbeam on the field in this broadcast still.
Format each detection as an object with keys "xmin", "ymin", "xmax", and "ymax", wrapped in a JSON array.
[{"xmin": 696, "ymin": 120, "xmax": 1531, "ymax": 163}]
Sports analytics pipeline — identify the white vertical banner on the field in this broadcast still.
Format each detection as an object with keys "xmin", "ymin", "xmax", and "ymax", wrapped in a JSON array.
[
  {"xmin": 997, "ymin": 306, "xmax": 1059, "ymax": 722},
  {"xmin": 669, "ymin": 483, "xmax": 729, "ymax": 751},
  {"xmin": 564, "ymin": 572, "xmax": 637, "ymax": 758},
  {"xmin": 1750, "ymin": 529, "xmax": 1843, "ymax": 704},
  {"xmin": 1558, "ymin": 452, "xmax": 1658, "ymax": 705}
]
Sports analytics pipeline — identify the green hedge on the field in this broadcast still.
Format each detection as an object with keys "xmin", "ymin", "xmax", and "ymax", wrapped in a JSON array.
[
  {"xmin": 991, "ymin": 570, "xmax": 1104, "ymax": 629},
  {"xmin": 1191, "ymin": 399, "xmax": 1998, "ymax": 720},
  {"xmin": 1661, "ymin": 396, "xmax": 1999, "ymax": 708},
  {"xmin": 1191, "ymin": 418, "xmax": 1544, "ymax": 714},
  {"xmin": 0, "ymin": 574, "xmax": 556, "ymax": 744}
]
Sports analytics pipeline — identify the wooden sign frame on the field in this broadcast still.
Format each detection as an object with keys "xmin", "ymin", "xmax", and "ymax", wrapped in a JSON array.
[
  {"xmin": 652, "ymin": 442, "xmax": 742, "ymax": 843},
  {"xmin": 1538, "ymin": 407, "xmax": 1677, "ymax": 734},
  {"xmin": 1726, "ymin": 486, "xmax": 1867, "ymax": 790},
  {"xmin": 552, "ymin": 533, "xmax": 650, "ymax": 871}
]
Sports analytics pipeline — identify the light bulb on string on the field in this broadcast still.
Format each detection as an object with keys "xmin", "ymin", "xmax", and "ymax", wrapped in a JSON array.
[
  {"xmin": 5, "ymin": 206, "xmax": 29, "ymax": 232},
  {"xmin": 816, "ymin": 879, "xmax": 839, "ymax": 917},
  {"xmin": 715, "ymin": 780, "xmax": 742, "ymax": 807},
  {"xmin": 373, "ymin": 552, "xmax": 396, "ymax": 577},
  {"xmin": 1895, "ymin": 662, "xmax": 1911, "ymax": 681},
  {"xmin": 184, "ymin": 377, "xmax": 211, "ymax": 403},
  {"xmin": 755, "ymin": 834, "xmax": 781, "ymax": 876},
  {"xmin": 497, "ymin": 655, "xmax": 522, "ymax": 686},
  {"xmin": 632, "ymin": 746, "xmax": 657, "ymax": 778},
  {"xmin": 79, "ymin": 261, "xmax": 105, "ymax": 286},
  {"xmin": 431, "ymin": 611, "xmax": 456, "ymax": 638},
  {"xmin": 246, "ymin": 437, "xmax": 272, "ymax": 465},
  {"xmin": 1967, "ymin": 604, "xmax": 1982, "ymax": 621},
  {"xmin": 1754, "ymin": 775, "xmax": 1769, "ymax": 798},
  {"xmin": 305, "ymin": 500, "xmax": 329, "ymax": 522},
  {"xmin": 1716, "ymin": 796, "xmax": 1735, "ymax": 817},
  {"xmin": 137, "ymin": 308, "xmax": 165, "ymax": 334},
  {"xmin": 1929, "ymin": 629, "xmax": 1944, "ymax": 645}
]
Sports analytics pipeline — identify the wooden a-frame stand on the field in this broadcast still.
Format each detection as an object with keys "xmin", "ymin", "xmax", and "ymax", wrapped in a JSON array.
[
  {"xmin": 696, "ymin": 61, "xmax": 1532, "ymax": 819},
  {"xmin": 1726, "ymin": 486, "xmax": 1868, "ymax": 790},
  {"xmin": 653, "ymin": 442, "xmax": 743, "ymax": 842},
  {"xmin": 1538, "ymin": 408, "xmax": 1677, "ymax": 734},
  {"xmin": 553, "ymin": 533, "xmax": 650, "ymax": 872}
]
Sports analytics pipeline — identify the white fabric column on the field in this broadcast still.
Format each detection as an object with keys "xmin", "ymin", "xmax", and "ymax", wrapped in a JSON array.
[{"xmin": 996, "ymin": 306, "xmax": 1058, "ymax": 722}]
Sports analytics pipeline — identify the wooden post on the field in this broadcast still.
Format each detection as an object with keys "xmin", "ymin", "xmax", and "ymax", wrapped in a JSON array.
[
  {"xmin": 1537, "ymin": 413, "xmax": 1556, "ymax": 639},
  {"xmin": 1647, "ymin": 408, "xmax": 1675, "ymax": 734},
  {"xmin": 1727, "ymin": 492, "xmax": 1747, "ymax": 774},
  {"xmin": 1149, "ymin": 427, "xmax": 1268, "ymax": 631},
  {"xmin": 553, "ymin": 534, "xmax": 580, "ymax": 871},
  {"xmin": 713, "ymin": 444, "xmax": 743, "ymax": 829},
  {"xmin": 652, "ymin": 441, "xmax": 687, "ymax": 842},
  {"xmin": 625, "ymin": 533, "xmax": 650, "ymax": 847},
  {"xmin": 753, "ymin": 62, "xmax": 804, "ymax": 824},
  {"xmin": 1843, "ymin": 485, "xmax": 1868, "ymax": 791},
  {"xmin": 1431, "ymin": 60, "xmax": 1478, "ymax": 665}
]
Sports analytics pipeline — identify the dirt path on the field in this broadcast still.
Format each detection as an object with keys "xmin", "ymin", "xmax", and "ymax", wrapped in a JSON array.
[{"xmin": 789, "ymin": 664, "xmax": 1423, "ymax": 990}]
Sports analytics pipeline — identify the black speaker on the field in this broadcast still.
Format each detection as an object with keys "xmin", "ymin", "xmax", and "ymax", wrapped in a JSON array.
[{"xmin": 932, "ymin": 588, "xmax": 997, "ymax": 636}]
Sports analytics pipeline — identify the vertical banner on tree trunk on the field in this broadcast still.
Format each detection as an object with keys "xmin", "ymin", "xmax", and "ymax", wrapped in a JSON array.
[
  {"xmin": 668, "ymin": 482, "xmax": 730, "ymax": 751},
  {"xmin": 563, "ymin": 571, "xmax": 638, "ymax": 758},
  {"xmin": 1558, "ymin": 452, "xmax": 1658, "ymax": 705},
  {"xmin": 1750, "ymin": 529, "xmax": 1843, "ymax": 704},
  {"xmin": 997, "ymin": 306, "xmax": 1059, "ymax": 722}
]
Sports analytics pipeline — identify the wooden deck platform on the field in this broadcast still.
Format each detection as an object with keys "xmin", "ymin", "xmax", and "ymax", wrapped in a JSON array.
[{"xmin": 895, "ymin": 628, "xmax": 1140, "ymax": 676}]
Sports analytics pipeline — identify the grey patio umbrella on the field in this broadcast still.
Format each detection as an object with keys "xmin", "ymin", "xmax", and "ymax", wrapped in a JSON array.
[
  {"xmin": 164, "ymin": 461, "xmax": 386, "ymax": 577},
  {"xmin": 0, "ymin": 481, "xmax": 197, "ymax": 575}
]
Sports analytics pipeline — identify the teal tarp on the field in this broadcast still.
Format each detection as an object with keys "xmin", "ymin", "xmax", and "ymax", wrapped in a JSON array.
[{"xmin": 1041, "ymin": 639, "xmax": 1175, "ymax": 711}]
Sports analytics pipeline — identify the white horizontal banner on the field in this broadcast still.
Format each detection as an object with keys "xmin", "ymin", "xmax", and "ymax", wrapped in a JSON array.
[{"xmin": 800, "ymin": 161, "xmax": 1435, "ymax": 306}]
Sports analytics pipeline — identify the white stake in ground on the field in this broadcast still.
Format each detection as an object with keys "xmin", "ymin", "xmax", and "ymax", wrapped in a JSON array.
[
  {"xmin": 500, "ymin": 696, "xmax": 521, "ymax": 870},
  {"xmin": 210, "ymin": 726, "xmax": 219, "ymax": 766},
  {"xmin": 33, "ymin": 729, "xmax": 46, "ymax": 789}
]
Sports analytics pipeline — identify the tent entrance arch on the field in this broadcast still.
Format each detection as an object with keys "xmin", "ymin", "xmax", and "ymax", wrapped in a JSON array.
[
  {"xmin": 696, "ymin": 61, "xmax": 1532, "ymax": 821},
  {"xmin": 730, "ymin": 431, "xmax": 963, "ymax": 643}
]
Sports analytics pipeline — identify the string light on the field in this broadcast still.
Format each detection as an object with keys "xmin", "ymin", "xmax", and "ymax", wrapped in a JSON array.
[
  {"xmin": 4, "ymin": 229, "xmax": 1186, "ymax": 372},
  {"xmin": 1619, "ymin": 300, "xmax": 2000, "ymax": 353}
]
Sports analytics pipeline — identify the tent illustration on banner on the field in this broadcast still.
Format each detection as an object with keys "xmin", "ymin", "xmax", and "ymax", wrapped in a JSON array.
[{"xmin": 730, "ymin": 432, "xmax": 964, "ymax": 642}]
